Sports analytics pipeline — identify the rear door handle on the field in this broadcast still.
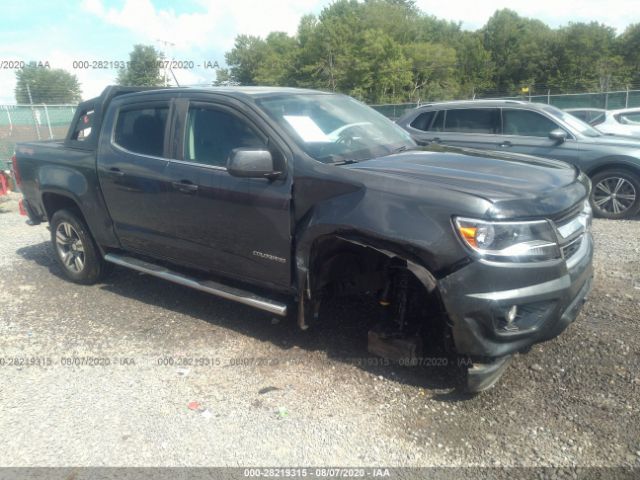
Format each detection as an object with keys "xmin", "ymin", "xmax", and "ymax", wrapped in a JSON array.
[
  {"xmin": 172, "ymin": 180, "xmax": 198, "ymax": 193},
  {"xmin": 500, "ymin": 141, "xmax": 513, "ymax": 148},
  {"xmin": 107, "ymin": 167, "xmax": 125, "ymax": 176}
]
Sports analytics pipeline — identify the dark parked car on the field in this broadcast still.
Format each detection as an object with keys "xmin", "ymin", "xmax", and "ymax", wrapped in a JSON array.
[
  {"xmin": 397, "ymin": 100, "xmax": 640, "ymax": 219},
  {"xmin": 13, "ymin": 86, "xmax": 593, "ymax": 391}
]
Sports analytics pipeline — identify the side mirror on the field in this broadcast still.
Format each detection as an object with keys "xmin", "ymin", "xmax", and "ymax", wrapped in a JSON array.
[
  {"xmin": 227, "ymin": 148, "xmax": 281, "ymax": 179},
  {"xmin": 549, "ymin": 129, "xmax": 568, "ymax": 144}
]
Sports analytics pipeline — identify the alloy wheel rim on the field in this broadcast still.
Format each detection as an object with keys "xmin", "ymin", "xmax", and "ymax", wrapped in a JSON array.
[
  {"xmin": 55, "ymin": 222, "xmax": 85, "ymax": 273},
  {"xmin": 592, "ymin": 176, "xmax": 636, "ymax": 215}
]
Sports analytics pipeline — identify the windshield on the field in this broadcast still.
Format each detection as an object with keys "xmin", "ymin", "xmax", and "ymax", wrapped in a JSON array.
[
  {"xmin": 550, "ymin": 107, "xmax": 602, "ymax": 137},
  {"xmin": 256, "ymin": 93, "xmax": 415, "ymax": 163}
]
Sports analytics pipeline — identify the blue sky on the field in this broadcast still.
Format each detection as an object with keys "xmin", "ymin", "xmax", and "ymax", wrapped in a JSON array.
[{"xmin": 0, "ymin": 0, "xmax": 638, "ymax": 104}]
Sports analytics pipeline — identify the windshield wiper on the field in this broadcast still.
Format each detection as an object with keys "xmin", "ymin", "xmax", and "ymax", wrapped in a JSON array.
[
  {"xmin": 319, "ymin": 154, "xmax": 359, "ymax": 165},
  {"xmin": 391, "ymin": 145, "xmax": 420, "ymax": 154},
  {"xmin": 332, "ymin": 158, "xmax": 359, "ymax": 165}
]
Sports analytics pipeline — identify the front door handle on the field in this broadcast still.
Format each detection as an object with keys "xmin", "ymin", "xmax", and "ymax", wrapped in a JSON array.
[
  {"xmin": 500, "ymin": 141, "xmax": 513, "ymax": 148},
  {"xmin": 172, "ymin": 180, "xmax": 199, "ymax": 193},
  {"xmin": 430, "ymin": 137, "xmax": 441, "ymax": 144}
]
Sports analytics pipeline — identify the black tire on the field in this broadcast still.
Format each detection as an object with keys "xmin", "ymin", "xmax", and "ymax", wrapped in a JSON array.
[
  {"xmin": 589, "ymin": 169, "xmax": 640, "ymax": 220},
  {"xmin": 50, "ymin": 209, "xmax": 110, "ymax": 285}
]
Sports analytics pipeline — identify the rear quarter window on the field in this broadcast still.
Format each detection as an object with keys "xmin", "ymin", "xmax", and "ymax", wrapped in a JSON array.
[
  {"xmin": 409, "ymin": 111, "xmax": 435, "ymax": 131},
  {"xmin": 70, "ymin": 109, "xmax": 94, "ymax": 141}
]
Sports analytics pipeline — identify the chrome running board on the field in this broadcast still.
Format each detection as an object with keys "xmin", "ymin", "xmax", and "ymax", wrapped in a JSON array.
[{"xmin": 104, "ymin": 253, "xmax": 288, "ymax": 316}]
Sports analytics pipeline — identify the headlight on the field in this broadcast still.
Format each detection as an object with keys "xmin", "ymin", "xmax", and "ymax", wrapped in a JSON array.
[{"xmin": 454, "ymin": 217, "xmax": 560, "ymax": 262}]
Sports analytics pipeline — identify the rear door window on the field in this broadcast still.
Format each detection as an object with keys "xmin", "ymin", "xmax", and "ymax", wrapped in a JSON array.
[
  {"xmin": 114, "ymin": 105, "xmax": 169, "ymax": 157},
  {"xmin": 444, "ymin": 109, "xmax": 499, "ymax": 134},
  {"xmin": 502, "ymin": 110, "xmax": 560, "ymax": 137}
]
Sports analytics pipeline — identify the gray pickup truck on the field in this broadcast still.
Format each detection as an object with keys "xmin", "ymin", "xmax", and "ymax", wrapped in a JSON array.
[{"xmin": 13, "ymin": 86, "xmax": 594, "ymax": 391}]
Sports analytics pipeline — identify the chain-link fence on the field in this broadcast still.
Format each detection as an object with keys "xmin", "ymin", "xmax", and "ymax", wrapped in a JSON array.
[
  {"xmin": 0, "ymin": 105, "xmax": 77, "ymax": 159},
  {"xmin": 484, "ymin": 89, "xmax": 640, "ymax": 110},
  {"xmin": 369, "ymin": 103, "xmax": 420, "ymax": 121}
]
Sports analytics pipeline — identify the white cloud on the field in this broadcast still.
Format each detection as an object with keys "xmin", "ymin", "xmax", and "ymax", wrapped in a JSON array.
[
  {"xmin": 94, "ymin": 0, "xmax": 218, "ymax": 49},
  {"xmin": 81, "ymin": 0, "xmax": 105, "ymax": 16},
  {"xmin": 81, "ymin": 0, "xmax": 323, "ymax": 53}
]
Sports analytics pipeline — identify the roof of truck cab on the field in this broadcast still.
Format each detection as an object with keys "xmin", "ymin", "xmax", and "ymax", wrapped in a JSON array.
[{"xmin": 116, "ymin": 86, "xmax": 333, "ymax": 102}]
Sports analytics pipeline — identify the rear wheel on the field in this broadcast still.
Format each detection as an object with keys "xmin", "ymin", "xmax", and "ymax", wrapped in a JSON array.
[
  {"xmin": 589, "ymin": 169, "xmax": 640, "ymax": 219},
  {"xmin": 50, "ymin": 209, "xmax": 109, "ymax": 284}
]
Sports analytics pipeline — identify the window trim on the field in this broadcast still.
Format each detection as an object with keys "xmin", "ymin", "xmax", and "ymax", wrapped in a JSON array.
[{"xmin": 110, "ymin": 100, "xmax": 173, "ymax": 161}]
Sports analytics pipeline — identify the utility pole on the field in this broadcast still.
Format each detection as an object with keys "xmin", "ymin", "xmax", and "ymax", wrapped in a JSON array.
[{"xmin": 156, "ymin": 39, "xmax": 176, "ymax": 87}]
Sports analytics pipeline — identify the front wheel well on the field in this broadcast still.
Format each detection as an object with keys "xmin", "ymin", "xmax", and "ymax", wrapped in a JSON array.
[
  {"xmin": 306, "ymin": 236, "xmax": 449, "ymax": 346},
  {"xmin": 586, "ymin": 162, "xmax": 640, "ymax": 179}
]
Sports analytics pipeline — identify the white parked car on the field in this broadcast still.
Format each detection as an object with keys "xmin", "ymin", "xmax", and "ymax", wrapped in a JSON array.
[{"xmin": 566, "ymin": 108, "xmax": 640, "ymax": 137}]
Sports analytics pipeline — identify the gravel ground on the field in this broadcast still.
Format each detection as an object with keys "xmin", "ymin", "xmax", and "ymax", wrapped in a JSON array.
[{"xmin": 0, "ymin": 191, "xmax": 639, "ymax": 471}]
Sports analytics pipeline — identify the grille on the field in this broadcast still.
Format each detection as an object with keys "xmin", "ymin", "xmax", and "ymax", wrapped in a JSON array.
[
  {"xmin": 554, "ymin": 204, "xmax": 587, "ymax": 261},
  {"xmin": 561, "ymin": 235, "xmax": 583, "ymax": 260},
  {"xmin": 552, "ymin": 202, "xmax": 584, "ymax": 225}
]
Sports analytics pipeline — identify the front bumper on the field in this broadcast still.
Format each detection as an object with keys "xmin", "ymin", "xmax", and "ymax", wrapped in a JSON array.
[{"xmin": 438, "ymin": 233, "xmax": 593, "ymax": 358}]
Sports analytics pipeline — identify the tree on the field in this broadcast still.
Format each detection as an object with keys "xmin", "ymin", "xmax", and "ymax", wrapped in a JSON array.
[
  {"xmin": 403, "ymin": 42, "xmax": 458, "ymax": 101},
  {"xmin": 15, "ymin": 64, "xmax": 81, "ymax": 104},
  {"xmin": 212, "ymin": 68, "xmax": 236, "ymax": 86},
  {"xmin": 618, "ymin": 23, "xmax": 640, "ymax": 85},
  {"xmin": 456, "ymin": 32, "xmax": 493, "ymax": 98},
  {"xmin": 116, "ymin": 45, "xmax": 163, "ymax": 87},
  {"xmin": 221, "ymin": 1, "xmax": 640, "ymax": 103},
  {"xmin": 482, "ymin": 9, "xmax": 554, "ymax": 95},
  {"xmin": 551, "ymin": 22, "xmax": 621, "ymax": 91},
  {"xmin": 254, "ymin": 32, "xmax": 299, "ymax": 86},
  {"xmin": 225, "ymin": 35, "xmax": 268, "ymax": 85}
]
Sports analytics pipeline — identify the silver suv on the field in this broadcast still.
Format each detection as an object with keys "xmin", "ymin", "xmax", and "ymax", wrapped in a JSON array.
[{"xmin": 397, "ymin": 100, "xmax": 640, "ymax": 219}]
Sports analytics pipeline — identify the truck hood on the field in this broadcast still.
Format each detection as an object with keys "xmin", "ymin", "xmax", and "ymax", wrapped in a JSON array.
[{"xmin": 345, "ymin": 146, "xmax": 588, "ymax": 219}]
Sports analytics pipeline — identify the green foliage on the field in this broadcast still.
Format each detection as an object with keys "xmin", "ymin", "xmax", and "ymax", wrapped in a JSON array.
[
  {"xmin": 223, "ymin": 1, "xmax": 640, "ymax": 103},
  {"xmin": 617, "ymin": 23, "xmax": 640, "ymax": 85},
  {"xmin": 116, "ymin": 45, "xmax": 163, "ymax": 87},
  {"xmin": 550, "ymin": 22, "xmax": 624, "ymax": 91},
  {"xmin": 482, "ymin": 9, "xmax": 554, "ymax": 93},
  {"xmin": 15, "ymin": 64, "xmax": 81, "ymax": 104}
]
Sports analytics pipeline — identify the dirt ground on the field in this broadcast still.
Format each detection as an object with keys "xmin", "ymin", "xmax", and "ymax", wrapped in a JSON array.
[{"xmin": 0, "ymin": 192, "xmax": 639, "ymax": 476}]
